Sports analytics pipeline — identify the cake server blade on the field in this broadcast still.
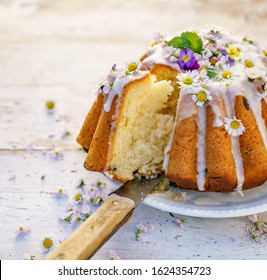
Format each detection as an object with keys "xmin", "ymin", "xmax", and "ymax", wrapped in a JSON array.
[
  {"xmin": 45, "ymin": 173, "xmax": 165, "ymax": 260},
  {"xmin": 110, "ymin": 173, "xmax": 165, "ymax": 207}
]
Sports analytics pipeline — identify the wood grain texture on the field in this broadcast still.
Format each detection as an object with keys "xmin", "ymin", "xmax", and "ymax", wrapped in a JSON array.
[{"xmin": 45, "ymin": 194, "xmax": 135, "ymax": 260}]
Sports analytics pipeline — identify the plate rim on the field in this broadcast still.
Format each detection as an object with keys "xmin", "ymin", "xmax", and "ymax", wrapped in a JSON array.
[{"xmin": 142, "ymin": 182, "xmax": 267, "ymax": 218}]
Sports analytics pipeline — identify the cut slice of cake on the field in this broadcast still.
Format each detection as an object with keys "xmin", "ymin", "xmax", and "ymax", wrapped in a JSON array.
[{"xmin": 77, "ymin": 63, "xmax": 175, "ymax": 182}]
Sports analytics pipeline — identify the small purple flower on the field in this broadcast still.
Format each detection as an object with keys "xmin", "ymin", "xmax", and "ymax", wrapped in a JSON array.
[
  {"xmin": 135, "ymin": 221, "xmax": 153, "ymax": 241},
  {"xmin": 8, "ymin": 174, "xmax": 16, "ymax": 181},
  {"xmin": 219, "ymin": 48, "xmax": 227, "ymax": 56},
  {"xmin": 153, "ymin": 32, "xmax": 162, "ymax": 43},
  {"xmin": 69, "ymin": 212, "xmax": 83, "ymax": 224},
  {"xmin": 61, "ymin": 130, "xmax": 71, "ymax": 140},
  {"xmin": 228, "ymin": 56, "xmax": 235, "ymax": 64},
  {"xmin": 247, "ymin": 214, "xmax": 258, "ymax": 224},
  {"xmin": 51, "ymin": 188, "xmax": 68, "ymax": 199},
  {"xmin": 47, "ymin": 149, "xmax": 64, "ymax": 160},
  {"xmin": 175, "ymin": 218, "xmax": 185, "ymax": 229},
  {"xmin": 109, "ymin": 250, "xmax": 121, "ymax": 260},
  {"xmin": 177, "ymin": 49, "xmax": 200, "ymax": 70},
  {"xmin": 80, "ymin": 204, "xmax": 91, "ymax": 219},
  {"xmin": 15, "ymin": 225, "xmax": 31, "ymax": 237}
]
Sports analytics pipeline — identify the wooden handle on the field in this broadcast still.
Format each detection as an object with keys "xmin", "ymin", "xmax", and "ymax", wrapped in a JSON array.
[{"xmin": 45, "ymin": 194, "xmax": 135, "ymax": 260}]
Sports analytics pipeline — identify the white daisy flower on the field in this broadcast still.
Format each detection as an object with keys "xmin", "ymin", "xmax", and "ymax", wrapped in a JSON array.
[
  {"xmin": 219, "ymin": 80, "xmax": 237, "ymax": 94},
  {"xmin": 224, "ymin": 117, "xmax": 245, "ymax": 137},
  {"xmin": 125, "ymin": 60, "xmax": 141, "ymax": 74},
  {"xmin": 245, "ymin": 67, "xmax": 266, "ymax": 81},
  {"xmin": 215, "ymin": 55, "xmax": 228, "ymax": 69},
  {"xmin": 219, "ymin": 65, "xmax": 239, "ymax": 81},
  {"xmin": 240, "ymin": 54, "xmax": 258, "ymax": 68},
  {"xmin": 199, "ymin": 60, "xmax": 212, "ymax": 70},
  {"xmin": 176, "ymin": 70, "xmax": 200, "ymax": 91},
  {"xmin": 201, "ymin": 48, "xmax": 213, "ymax": 59},
  {"xmin": 41, "ymin": 234, "xmax": 59, "ymax": 250},
  {"xmin": 191, "ymin": 87, "xmax": 212, "ymax": 107}
]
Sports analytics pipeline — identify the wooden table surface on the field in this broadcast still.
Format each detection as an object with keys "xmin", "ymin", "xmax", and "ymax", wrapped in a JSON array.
[{"xmin": 1, "ymin": 0, "xmax": 267, "ymax": 260}]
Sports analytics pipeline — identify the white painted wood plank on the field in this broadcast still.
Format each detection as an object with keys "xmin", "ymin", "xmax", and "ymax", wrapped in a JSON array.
[{"xmin": 1, "ymin": 0, "xmax": 267, "ymax": 260}]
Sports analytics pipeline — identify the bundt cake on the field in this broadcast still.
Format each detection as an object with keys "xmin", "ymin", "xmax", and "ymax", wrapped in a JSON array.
[{"xmin": 77, "ymin": 27, "xmax": 267, "ymax": 192}]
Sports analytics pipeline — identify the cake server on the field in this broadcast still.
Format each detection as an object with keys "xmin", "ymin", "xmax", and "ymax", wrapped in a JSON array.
[{"xmin": 45, "ymin": 173, "xmax": 165, "ymax": 260}]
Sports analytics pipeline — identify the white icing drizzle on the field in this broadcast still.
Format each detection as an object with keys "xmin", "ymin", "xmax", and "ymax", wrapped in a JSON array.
[
  {"xmin": 163, "ymin": 91, "xmax": 185, "ymax": 170},
  {"xmin": 141, "ymin": 44, "xmax": 180, "ymax": 71},
  {"xmin": 223, "ymin": 91, "xmax": 245, "ymax": 192},
  {"xmin": 243, "ymin": 81, "xmax": 267, "ymax": 151},
  {"xmin": 196, "ymin": 105, "xmax": 207, "ymax": 191},
  {"xmin": 103, "ymin": 70, "xmax": 149, "ymax": 112}
]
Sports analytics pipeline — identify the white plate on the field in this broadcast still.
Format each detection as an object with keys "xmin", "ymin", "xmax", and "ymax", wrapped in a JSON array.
[{"xmin": 143, "ymin": 181, "xmax": 267, "ymax": 218}]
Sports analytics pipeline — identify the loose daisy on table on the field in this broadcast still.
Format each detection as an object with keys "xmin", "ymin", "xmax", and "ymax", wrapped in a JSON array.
[
  {"xmin": 191, "ymin": 87, "xmax": 212, "ymax": 107},
  {"xmin": 51, "ymin": 188, "xmax": 68, "ymax": 199},
  {"xmin": 224, "ymin": 117, "xmax": 245, "ymax": 137},
  {"xmin": 245, "ymin": 67, "xmax": 265, "ymax": 81},
  {"xmin": 176, "ymin": 70, "xmax": 200, "ymax": 91},
  {"xmin": 14, "ymin": 225, "xmax": 31, "ymax": 237},
  {"xmin": 41, "ymin": 234, "xmax": 59, "ymax": 250}
]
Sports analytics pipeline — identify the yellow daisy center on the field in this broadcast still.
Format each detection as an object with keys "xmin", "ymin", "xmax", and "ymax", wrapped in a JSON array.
[
  {"xmin": 46, "ymin": 100, "xmax": 54, "ymax": 110},
  {"xmin": 183, "ymin": 55, "xmax": 190, "ymax": 62},
  {"xmin": 75, "ymin": 192, "xmax": 82, "ymax": 202},
  {"xmin": 196, "ymin": 91, "xmax": 207, "ymax": 102},
  {"xmin": 20, "ymin": 226, "xmax": 24, "ymax": 231},
  {"xmin": 230, "ymin": 120, "xmax": 240, "ymax": 129},
  {"xmin": 43, "ymin": 238, "xmax": 53, "ymax": 248},
  {"xmin": 263, "ymin": 50, "xmax": 267, "ymax": 57},
  {"xmin": 150, "ymin": 41, "xmax": 158, "ymax": 47},
  {"xmin": 183, "ymin": 76, "xmax": 193, "ymax": 84},
  {"xmin": 200, "ymin": 65, "xmax": 207, "ymax": 70},
  {"xmin": 245, "ymin": 59, "xmax": 254, "ymax": 68},
  {"xmin": 222, "ymin": 70, "xmax": 232, "ymax": 79},
  {"xmin": 127, "ymin": 62, "xmax": 138, "ymax": 72}
]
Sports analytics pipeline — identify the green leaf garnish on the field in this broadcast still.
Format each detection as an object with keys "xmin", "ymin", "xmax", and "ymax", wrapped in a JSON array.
[
  {"xmin": 167, "ymin": 36, "xmax": 184, "ymax": 49},
  {"xmin": 206, "ymin": 67, "xmax": 219, "ymax": 79},
  {"xmin": 167, "ymin": 31, "xmax": 203, "ymax": 53}
]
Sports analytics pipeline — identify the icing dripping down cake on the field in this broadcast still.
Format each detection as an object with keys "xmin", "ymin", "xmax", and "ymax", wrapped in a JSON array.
[{"xmin": 77, "ymin": 27, "xmax": 267, "ymax": 192}]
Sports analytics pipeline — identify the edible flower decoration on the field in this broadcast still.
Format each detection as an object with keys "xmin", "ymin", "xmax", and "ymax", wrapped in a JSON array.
[
  {"xmin": 177, "ymin": 48, "xmax": 200, "ymax": 70},
  {"xmin": 227, "ymin": 44, "xmax": 241, "ymax": 59},
  {"xmin": 264, "ymin": 50, "xmax": 267, "ymax": 57},
  {"xmin": 224, "ymin": 117, "xmax": 245, "ymax": 137},
  {"xmin": 240, "ymin": 54, "xmax": 258, "ymax": 68},
  {"xmin": 219, "ymin": 65, "xmax": 239, "ymax": 81},
  {"xmin": 245, "ymin": 67, "xmax": 265, "ymax": 81},
  {"xmin": 192, "ymin": 87, "xmax": 212, "ymax": 107},
  {"xmin": 125, "ymin": 60, "xmax": 141, "ymax": 75},
  {"xmin": 176, "ymin": 70, "xmax": 200, "ymax": 90},
  {"xmin": 167, "ymin": 32, "xmax": 203, "ymax": 70}
]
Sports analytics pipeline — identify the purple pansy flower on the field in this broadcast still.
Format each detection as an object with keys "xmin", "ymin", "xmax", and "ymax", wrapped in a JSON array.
[{"xmin": 177, "ymin": 49, "xmax": 200, "ymax": 70}]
